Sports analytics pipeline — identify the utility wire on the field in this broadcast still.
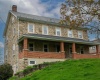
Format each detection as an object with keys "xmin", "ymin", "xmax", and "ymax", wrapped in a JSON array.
[{"xmin": 0, "ymin": 16, "xmax": 6, "ymax": 25}]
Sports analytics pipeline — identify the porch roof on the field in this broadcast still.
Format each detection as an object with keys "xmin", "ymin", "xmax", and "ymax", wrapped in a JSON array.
[{"xmin": 18, "ymin": 34, "xmax": 100, "ymax": 45}]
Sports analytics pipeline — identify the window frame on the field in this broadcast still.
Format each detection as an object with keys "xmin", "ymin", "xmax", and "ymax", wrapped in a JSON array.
[
  {"xmin": 29, "ymin": 60, "xmax": 36, "ymax": 65},
  {"xmin": 68, "ymin": 30, "xmax": 73, "ymax": 38},
  {"xmin": 28, "ymin": 42, "xmax": 35, "ymax": 51},
  {"xmin": 42, "ymin": 25, "xmax": 48, "ymax": 35},
  {"xmin": 80, "ymin": 46, "xmax": 84, "ymax": 54},
  {"xmin": 28, "ymin": 23, "xmax": 34, "ymax": 33},
  {"xmin": 56, "ymin": 27, "xmax": 61, "ymax": 36},
  {"xmin": 43, "ymin": 43, "xmax": 49, "ymax": 52},
  {"xmin": 78, "ymin": 31, "xmax": 83, "ymax": 39}
]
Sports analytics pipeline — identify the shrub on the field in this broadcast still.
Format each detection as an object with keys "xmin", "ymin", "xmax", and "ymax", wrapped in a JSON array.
[
  {"xmin": 23, "ymin": 66, "xmax": 33, "ymax": 76},
  {"xmin": 0, "ymin": 63, "xmax": 13, "ymax": 80}
]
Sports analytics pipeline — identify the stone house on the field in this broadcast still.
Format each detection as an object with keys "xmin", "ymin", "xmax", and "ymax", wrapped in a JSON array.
[{"xmin": 4, "ymin": 5, "xmax": 100, "ymax": 73}]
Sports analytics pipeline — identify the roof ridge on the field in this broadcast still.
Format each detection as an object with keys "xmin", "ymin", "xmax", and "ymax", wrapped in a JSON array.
[{"xmin": 10, "ymin": 10, "xmax": 60, "ymax": 20}]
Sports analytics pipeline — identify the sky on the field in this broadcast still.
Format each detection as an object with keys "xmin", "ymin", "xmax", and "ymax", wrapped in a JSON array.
[{"xmin": 0, "ymin": 0, "xmax": 96, "ymax": 63}]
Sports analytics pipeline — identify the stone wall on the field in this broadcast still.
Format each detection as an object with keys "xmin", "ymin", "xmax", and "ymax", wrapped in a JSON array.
[
  {"xmin": 5, "ymin": 14, "xmax": 19, "ymax": 73},
  {"xmin": 19, "ymin": 21, "xmax": 88, "ymax": 40}
]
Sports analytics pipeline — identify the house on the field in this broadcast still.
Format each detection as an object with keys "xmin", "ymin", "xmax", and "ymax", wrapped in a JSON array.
[{"xmin": 4, "ymin": 5, "xmax": 100, "ymax": 73}]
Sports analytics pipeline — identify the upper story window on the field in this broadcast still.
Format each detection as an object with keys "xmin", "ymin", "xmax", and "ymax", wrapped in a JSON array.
[
  {"xmin": 28, "ymin": 24, "xmax": 34, "ymax": 33},
  {"xmin": 68, "ymin": 30, "xmax": 73, "ymax": 38},
  {"xmin": 56, "ymin": 28, "xmax": 61, "ymax": 36},
  {"xmin": 78, "ymin": 31, "xmax": 83, "ymax": 39},
  {"xmin": 42, "ymin": 26, "xmax": 48, "ymax": 35}
]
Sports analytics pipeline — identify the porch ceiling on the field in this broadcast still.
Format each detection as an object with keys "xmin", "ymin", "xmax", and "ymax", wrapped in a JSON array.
[{"xmin": 18, "ymin": 34, "xmax": 100, "ymax": 45}]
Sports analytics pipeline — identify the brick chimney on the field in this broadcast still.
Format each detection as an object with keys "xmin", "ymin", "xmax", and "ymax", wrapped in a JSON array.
[{"xmin": 12, "ymin": 5, "xmax": 17, "ymax": 12}]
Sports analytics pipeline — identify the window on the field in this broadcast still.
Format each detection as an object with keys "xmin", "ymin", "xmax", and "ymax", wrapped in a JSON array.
[
  {"xmin": 92, "ymin": 46, "xmax": 96, "ymax": 50},
  {"xmin": 42, "ymin": 26, "xmax": 48, "ymax": 35},
  {"xmin": 12, "ymin": 16, "xmax": 14, "ymax": 23},
  {"xmin": 28, "ymin": 24, "xmax": 34, "ymax": 33},
  {"xmin": 80, "ymin": 47, "xmax": 84, "ymax": 54},
  {"xmin": 30, "ymin": 61, "xmax": 36, "ymax": 64},
  {"xmin": 29, "ymin": 43, "xmax": 34, "ymax": 51},
  {"xmin": 56, "ymin": 28, "xmax": 61, "ymax": 36},
  {"xmin": 13, "ymin": 44, "xmax": 15, "ymax": 50},
  {"xmin": 78, "ymin": 31, "xmax": 83, "ymax": 39},
  {"xmin": 13, "ymin": 27, "xmax": 16, "ymax": 36},
  {"xmin": 55, "ymin": 45, "xmax": 60, "ymax": 52},
  {"xmin": 68, "ymin": 30, "xmax": 73, "ymax": 38},
  {"xmin": 43, "ymin": 44, "xmax": 49, "ymax": 52}
]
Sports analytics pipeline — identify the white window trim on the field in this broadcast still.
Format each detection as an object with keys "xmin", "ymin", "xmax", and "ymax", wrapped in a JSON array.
[
  {"xmin": 68, "ymin": 29, "xmax": 73, "ymax": 38},
  {"xmin": 13, "ymin": 27, "xmax": 15, "ymax": 36},
  {"xmin": 78, "ymin": 31, "xmax": 83, "ymax": 39},
  {"xmin": 43, "ymin": 43, "xmax": 49, "ymax": 52},
  {"xmin": 28, "ymin": 60, "xmax": 36, "ymax": 65},
  {"xmin": 42, "ymin": 25, "xmax": 48, "ymax": 35},
  {"xmin": 13, "ymin": 44, "xmax": 15, "ymax": 50},
  {"xmin": 56, "ymin": 27, "xmax": 61, "ymax": 36},
  {"xmin": 28, "ymin": 23, "xmax": 34, "ymax": 33}
]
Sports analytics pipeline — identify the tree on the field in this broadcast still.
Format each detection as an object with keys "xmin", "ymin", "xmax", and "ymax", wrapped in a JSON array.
[
  {"xmin": 60, "ymin": 0, "xmax": 100, "ymax": 39},
  {"xmin": 0, "ymin": 63, "xmax": 13, "ymax": 80}
]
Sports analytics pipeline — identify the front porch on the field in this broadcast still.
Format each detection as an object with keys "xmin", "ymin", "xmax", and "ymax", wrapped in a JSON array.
[{"xmin": 18, "ymin": 37, "xmax": 100, "ymax": 59}]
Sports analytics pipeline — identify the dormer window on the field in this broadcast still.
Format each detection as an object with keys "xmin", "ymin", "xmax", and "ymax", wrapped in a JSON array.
[
  {"xmin": 42, "ymin": 26, "xmax": 48, "ymax": 35},
  {"xmin": 56, "ymin": 27, "xmax": 61, "ymax": 36},
  {"xmin": 78, "ymin": 31, "xmax": 83, "ymax": 39},
  {"xmin": 68, "ymin": 30, "xmax": 73, "ymax": 38},
  {"xmin": 28, "ymin": 24, "xmax": 34, "ymax": 33}
]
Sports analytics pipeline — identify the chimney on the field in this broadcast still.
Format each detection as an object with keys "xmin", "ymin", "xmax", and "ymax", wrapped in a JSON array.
[{"xmin": 12, "ymin": 5, "xmax": 17, "ymax": 12}]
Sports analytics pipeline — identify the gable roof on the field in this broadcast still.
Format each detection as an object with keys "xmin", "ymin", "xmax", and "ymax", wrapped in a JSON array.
[{"xmin": 4, "ymin": 10, "xmax": 88, "ymax": 37}]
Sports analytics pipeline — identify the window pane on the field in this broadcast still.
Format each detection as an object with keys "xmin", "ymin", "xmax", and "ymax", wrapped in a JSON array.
[
  {"xmin": 44, "ymin": 48, "xmax": 48, "ymax": 52},
  {"xmin": 56, "ymin": 28, "xmax": 61, "ymax": 36},
  {"xmin": 30, "ymin": 61, "xmax": 35, "ymax": 64},
  {"xmin": 29, "ymin": 43, "xmax": 34, "ymax": 51},
  {"xmin": 29, "ymin": 24, "xmax": 33, "ymax": 32},
  {"xmin": 43, "ymin": 26, "xmax": 48, "ymax": 34},
  {"xmin": 68, "ymin": 30, "xmax": 72, "ymax": 37}
]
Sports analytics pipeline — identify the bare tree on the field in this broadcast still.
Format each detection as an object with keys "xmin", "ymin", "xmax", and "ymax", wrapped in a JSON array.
[{"xmin": 60, "ymin": 0, "xmax": 100, "ymax": 39}]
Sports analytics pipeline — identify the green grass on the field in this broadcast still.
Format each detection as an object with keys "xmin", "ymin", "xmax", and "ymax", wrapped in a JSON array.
[{"xmin": 9, "ymin": 59, "xmax": 100, "ymax": 80}]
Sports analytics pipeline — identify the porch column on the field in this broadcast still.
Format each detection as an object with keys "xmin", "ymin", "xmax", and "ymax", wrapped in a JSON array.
[
  {"xmin": 96, "ymin": 45, "xmax": 99, "ymax": 54},
  {"xmin": 23, "ymin": 38, "xmax": 28, "ymax": 50},
  {"xmin": 23, "ymin": 38, "xmax": 28, "ymax": 58},
  {"xmin": 72, "ymin": 43, "xmax": 76, "ymax": 53},
  {"xmin": 60, "ymin": 42, "xmax": 64, "ymax": 52}
]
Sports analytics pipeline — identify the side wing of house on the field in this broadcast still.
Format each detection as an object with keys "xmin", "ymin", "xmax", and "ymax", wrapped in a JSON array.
[{"xmin": 4, "ymin": 12, "xmax": 19, "ymax": 74}]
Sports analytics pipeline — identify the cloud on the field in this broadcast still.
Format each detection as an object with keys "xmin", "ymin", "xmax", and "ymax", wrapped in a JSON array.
[
  {"xmin": 0, "ymin": 42, "xmax": 4, "ymax": 48},
  {"xmin": 0, "ymin": 0, "xmax": 63, "ymax": 22}
]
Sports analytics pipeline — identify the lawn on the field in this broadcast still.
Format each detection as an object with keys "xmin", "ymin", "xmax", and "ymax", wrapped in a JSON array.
[{"xmin": 9, "ymin": 59, "xmax": 100, "ymax": 80}]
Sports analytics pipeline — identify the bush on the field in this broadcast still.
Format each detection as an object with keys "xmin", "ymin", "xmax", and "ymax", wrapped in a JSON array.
[
  {"xmin": 0, "ymin": 63, "xmax": 13, "ymax": 80},
  {"xmin": 23, "ymin": 66, "xmax": 33, "ymax": 76}
]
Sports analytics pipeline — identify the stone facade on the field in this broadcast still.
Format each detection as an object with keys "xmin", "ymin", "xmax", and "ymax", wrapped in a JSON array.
[{"xmin": 19, "ymin": 21, "xmax": 88, "ymax": 40}]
